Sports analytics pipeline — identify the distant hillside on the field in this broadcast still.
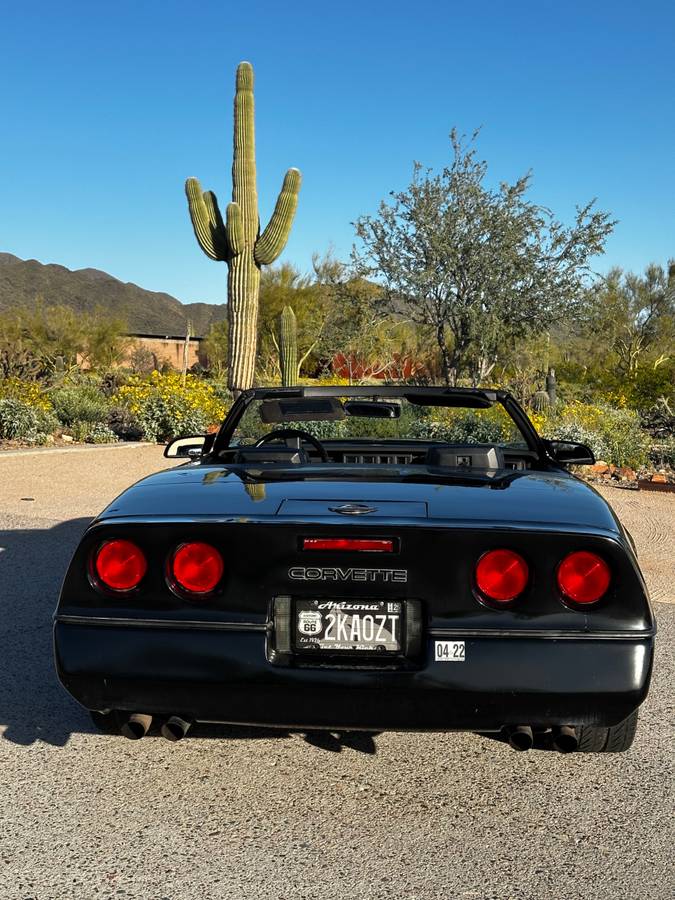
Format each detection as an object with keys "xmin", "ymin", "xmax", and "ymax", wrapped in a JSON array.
[{"xmin": 0, "ymin": 253, "xmax": 227, "ymax": 337}]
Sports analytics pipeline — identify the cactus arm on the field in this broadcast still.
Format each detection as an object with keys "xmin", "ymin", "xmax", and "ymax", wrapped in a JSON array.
[
  {"xmin": 203, "ymin": 191, "xmax": 226, "ymax": 236},
  {"xmin": 225, "ymin": 202, "xmax": 245, "ymax": 256},
  {"xmin": 185, "ymin": 178, "xmax": 229, "ymax": 261},
  {"xmin": 255, "ymin": 169, "xmax": 302, "ymax": 266}
]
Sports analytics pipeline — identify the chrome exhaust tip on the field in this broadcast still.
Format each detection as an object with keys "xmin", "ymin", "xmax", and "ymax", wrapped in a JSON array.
[
  {"xmin": 507, "ymin": 725, "xmax": 534, "ymax": 751},
  {"xmin": 120, "ymin": 713, "xmax": 152, "ymax": 740},
  {"xmin": 160, "ymin": 716, "xmax": 192, "ymax": 742},
  {"xmin": 552, "ymin": 725, "xmax": 578, "ymax": 753}
]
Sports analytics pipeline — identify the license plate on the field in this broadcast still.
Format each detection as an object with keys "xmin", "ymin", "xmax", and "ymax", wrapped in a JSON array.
[{"xmin": 295, "ymin": 599, "xmax": 403, "ymax": 653}]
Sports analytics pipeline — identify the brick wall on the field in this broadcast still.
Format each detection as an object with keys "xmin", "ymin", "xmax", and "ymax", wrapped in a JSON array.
[{"xmin": 122, "ymin": 335, "xmax": 207, "ymax": 371}]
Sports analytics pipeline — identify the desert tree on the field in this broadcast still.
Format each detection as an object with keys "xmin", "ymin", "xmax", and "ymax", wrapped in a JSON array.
[
  {"xmin": 257, "ymin": 263, "xmax": 329, "ymax": 381},
  {"xmin": 353, "ymin": 129, "xmax": 615, "ymax": 385},
  {"xmin": 312, "ymin": 254, "xmax": 426, "ymax": 382},
  {"xmin": 605, "ymin": 262, "xmax": 674, "ymax": 375}
]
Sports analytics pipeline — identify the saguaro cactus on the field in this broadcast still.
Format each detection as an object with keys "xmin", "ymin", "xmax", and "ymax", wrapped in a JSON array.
[
  {"xmin": 279, "ymin": 305, "xmax": 298, "ymax": 386},
  {"xmin": 546, "ymin": 367, "xmax": 557, "ymax": 406},
  {"xmin": 185, "ymin": 61, "xmax": 301, "ymax": 393}
]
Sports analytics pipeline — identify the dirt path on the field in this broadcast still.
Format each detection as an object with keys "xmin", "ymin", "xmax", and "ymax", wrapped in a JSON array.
[{"xmin": 0, "ymin": 443, "xmax": 180, "ymax": 520}]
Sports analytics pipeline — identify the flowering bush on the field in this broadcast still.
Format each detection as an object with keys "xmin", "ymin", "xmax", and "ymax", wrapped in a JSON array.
[
  {"xmin": 0, "ymin": 398, "xmax": 59, "ymax": 444},
  {"xmin": 0, "ymin": 378, "xmax": 53, "ymax": 411},
  {"xmin": 112, "ymin": 371, "xmax": 227, "ymax": 442},
  {"xmin": 533, "ymin": 401, "xmax": 650, "ymax": 468}
]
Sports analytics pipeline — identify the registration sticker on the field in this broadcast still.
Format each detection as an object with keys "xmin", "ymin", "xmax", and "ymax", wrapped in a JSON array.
[{"xmin": 435, "ymin": 640, "xmax": 465, "ymax": 662}]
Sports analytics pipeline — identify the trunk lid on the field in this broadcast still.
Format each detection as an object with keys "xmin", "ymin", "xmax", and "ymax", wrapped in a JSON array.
[{"xmin": 100, "ymin": 465, "xmax": 620, "ymax": 533}]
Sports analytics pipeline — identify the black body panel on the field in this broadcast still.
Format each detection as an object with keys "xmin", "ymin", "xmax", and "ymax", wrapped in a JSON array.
[
  {"xmin": 55, "ymin": 625, "xmax": 651, "ymax": 729},
  {"xmin": 57, "ymin": 516, "xmax": 652, "ymax": 634}
]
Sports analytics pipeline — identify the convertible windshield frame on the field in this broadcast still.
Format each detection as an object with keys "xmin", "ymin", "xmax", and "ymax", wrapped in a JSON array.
[{"xmin": 212, "ymin": 386, "xmax": 546, "ymax": 460}]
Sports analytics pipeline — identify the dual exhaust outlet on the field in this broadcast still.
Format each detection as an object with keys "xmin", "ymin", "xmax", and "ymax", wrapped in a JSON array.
[
  {"xmin": 506, "ymin": 724, "xmax": 579, "ymax": 753},
  {"xmin": 119, "ymin": 716, "xmax": 579, "ymax": 751},
  {"xmin": 119, "ymin": 714, "xmax": 192, "ymax": 742}
]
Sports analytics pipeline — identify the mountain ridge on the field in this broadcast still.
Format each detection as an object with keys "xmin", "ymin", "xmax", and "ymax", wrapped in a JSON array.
[{"xmin": 0, "ymin": 252, "xmax": 227, "ymax": 337}]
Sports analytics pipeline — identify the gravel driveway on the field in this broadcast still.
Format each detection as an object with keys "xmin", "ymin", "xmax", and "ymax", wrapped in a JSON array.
[{"xmin": 0, "ymin": 445, "xmax": 673, "ymax": 899}]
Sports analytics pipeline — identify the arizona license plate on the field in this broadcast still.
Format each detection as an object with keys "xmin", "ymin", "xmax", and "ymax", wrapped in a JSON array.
[{"xmin": 295, "ymin": 599, "xmax": 403, "ymax": 653}]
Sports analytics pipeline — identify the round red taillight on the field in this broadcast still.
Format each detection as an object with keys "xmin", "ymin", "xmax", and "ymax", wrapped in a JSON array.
[
  {"xmin": 557, "ymin": 551, "xmax": 610, "ymax": 604},
  {"xmin": 95, "ymin": 539, "xmax": 147, "ymax": 591},
  {"xmin": 171, "ymin": 542, "xmax": 224, "ymax": 594},
  {"xmin": 475, "ymin": 549, "xmax": 529, "ymax": 602}
]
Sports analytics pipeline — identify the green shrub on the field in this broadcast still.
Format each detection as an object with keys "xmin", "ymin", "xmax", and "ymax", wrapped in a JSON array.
[
  {"xmin": 85, "ymin": 421, "xmax": 118, "ymax": 444},
  {"xmin": 131, "ymin": 394, "xmax": 209, "ymax": 442},
  {"xmin": 408, "ymin": 411, "xmax": 511, "ymax": 445},
  {"xmin": 408, "ymin": 406, "xmax": 522, "ymax": 445},
  {"xmin": 111, "ymin": 372, "xmax": 226, "ymax": 442},
  {"xmin": 544, "ymin": 420, "xmax": 612, "ymax": 463},
  {"xmin": 207, "ymin": 378, "xmax": 234, "ymax": 408},
  {"xmin": 649, "ymin": 438, "xmax": 675, "ymax": 469},
  {"xmin": 107, "ymin": 405, "xmax": 144, "ymax": 441},
  {"xmin": 537, "ymin": 402, "xmax": 650, "ymax": 468},
  {"xmin": 68, "ymin": 420, "xmax": 118, "ymax": 444},
  {"xmin": 50, "ymin": 384, "xmax": 111, "ymax": 426},
  {"xmin": 0, "ymin": 398, "xmax": 58, "ymax": 444}
]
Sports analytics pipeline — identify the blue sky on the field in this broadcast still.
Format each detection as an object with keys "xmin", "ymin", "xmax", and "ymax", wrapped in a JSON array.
[{"xmin": 0, "ymin": 0, "xmax": 673, "ymax": 304}]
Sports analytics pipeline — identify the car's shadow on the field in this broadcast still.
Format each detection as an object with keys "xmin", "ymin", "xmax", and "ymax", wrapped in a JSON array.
[
  {"xmin": 0, "ymin": 517, "xmax": 379, "ymax": 753},
  {"xmin": 0, "ymin": 517, "xmax": 98, "ymax": 746},
  {"xmin": 190, "ymin": 723, "xmax": 379, "ymax": 754}
]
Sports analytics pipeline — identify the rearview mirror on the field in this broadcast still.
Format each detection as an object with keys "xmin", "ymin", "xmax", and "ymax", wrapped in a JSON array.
[
  {"xmin": 343, "ymin": 400, "xmax": 401, "ymax": 419},
  {"xmin": 164, "ymin": 435, "xmax": 207, "ymax": 459},
  {"xmin": 545, "ymin": 439, "xmax": 595, "ymax": 466}
]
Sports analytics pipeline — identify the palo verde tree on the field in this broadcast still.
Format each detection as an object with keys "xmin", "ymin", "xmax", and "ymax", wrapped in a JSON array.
[
  {"xmin": 353, "ymin": 129, "xmax": 615, "ymax": 385},
  {"xmin": 257, "ymin": 263, "xmax": 328, "ymax": 382},
  {"xmin": 585, "ymin": 262, "xmax": 675, "ymax": 376},
  {"xmin": 185, "ymin": 62, "xmax": 301, "ymax": 393}
]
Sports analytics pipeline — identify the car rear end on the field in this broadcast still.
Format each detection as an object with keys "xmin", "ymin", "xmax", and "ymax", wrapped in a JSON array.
[{"xmin": 54, "ymin": 496, "xmax": 655, "ymax": 739}]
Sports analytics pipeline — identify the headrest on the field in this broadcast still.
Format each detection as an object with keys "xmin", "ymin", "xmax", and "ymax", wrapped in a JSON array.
[{"xmin": 425, "ymin": 444, "xmax": 505, "ymax": 470}]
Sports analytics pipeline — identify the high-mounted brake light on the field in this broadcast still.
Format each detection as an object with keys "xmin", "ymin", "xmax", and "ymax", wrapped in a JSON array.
[
  {"xmin": 557, "ymin": 551, "xmax": 610, "ymax": 604},
  {"xmin": 171, "ymin": 542, "xmax": 224, "ymax": 594},
  {"xmin": 302, "ymin": 538, "xmax": 394, "ymax": 552},
  {"xmin": 94, "ymin": 539, "xmax": 147, "ymax": 591},
  {"xmin": 475, "ymin": 549, "xmax": 529, "ymax": 603}
]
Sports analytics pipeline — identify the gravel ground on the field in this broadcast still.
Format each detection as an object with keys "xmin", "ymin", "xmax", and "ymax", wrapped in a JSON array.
[{"xmin": 0, "ymin": 446, "xmax": 673, "ymax": 899}]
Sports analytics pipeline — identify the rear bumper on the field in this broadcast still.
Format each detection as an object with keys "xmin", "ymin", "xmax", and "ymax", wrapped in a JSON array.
[{"xmin": 53, "ymin": 620, "xmax": 654, "ymax": 731}]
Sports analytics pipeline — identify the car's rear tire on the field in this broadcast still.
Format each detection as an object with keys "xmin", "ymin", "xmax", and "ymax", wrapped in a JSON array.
[
  {"xmin": 89, "ymin": 710, "xmax": 121, "ymax": 735},
  {"xmin": 576, "ymin": 710, "xmax": 639, "ymax": 753}
]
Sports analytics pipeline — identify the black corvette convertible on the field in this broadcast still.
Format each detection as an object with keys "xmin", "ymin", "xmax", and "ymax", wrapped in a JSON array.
[{"xmin": 54, "ymin": 386, "xmax": 655, "ymax": 752}]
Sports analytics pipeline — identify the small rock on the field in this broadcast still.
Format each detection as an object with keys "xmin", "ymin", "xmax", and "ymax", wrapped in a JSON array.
[
  {"xmin": 61, "ymin": 434, "xmax": 74, "ymax": 443},
  {"xmin": 651, "ymin": 473, "xmax": 667, "ymax": 483},
  {"xmin": 591, "ymin": 463, "xmax": 609, "ymax": 474},
  {"xmin": 617, "ymin": 466, "xmax": 636, "ymax": 480}
]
